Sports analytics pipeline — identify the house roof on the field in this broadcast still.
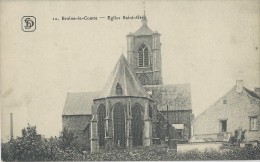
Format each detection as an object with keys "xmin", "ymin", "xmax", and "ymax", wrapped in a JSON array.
[
  {"xmin": 193, "ymin": 85, "xmax": 260, "ymax": 124},
  {"xmin": 98, "ymin": 54, "xmax": 152, "ymax": 100},
  {"xmin": 144, "ymin": 84, "xmax": 192, "ymax": 111},
  {"xmin": 63, "ymin": 91, "xmax": 98, "ymax": 115},
  {"xmin": 134, "ymin": 16, "xmax": 156, "ymax": 36},
  {"xmin": 244, "ymin": 87, "xmax": 260, "ymax": 100}
]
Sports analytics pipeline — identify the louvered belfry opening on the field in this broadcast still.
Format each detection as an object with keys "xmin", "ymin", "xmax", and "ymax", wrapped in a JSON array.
[
  {"xmin": 98, "ymin": 105, "xmax": 106, "ymax": 146},
  {"xmin": 113, "ymin": 104, "xmax": 125, "ymax": 147},
  {"xmin": 132, "ymin": 104, "xmax": 143, "ymax": 146}
]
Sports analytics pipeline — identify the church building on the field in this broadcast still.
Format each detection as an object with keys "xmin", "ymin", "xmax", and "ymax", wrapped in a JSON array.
[{"xmin": 62, "ymin": 14, "xmax": 192, "ymax": 152}]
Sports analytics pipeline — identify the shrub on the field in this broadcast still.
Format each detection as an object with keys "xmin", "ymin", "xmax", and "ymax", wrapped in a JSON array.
[
  {"xmin": 1, "ymin": 125, "xmax": 85, "ymax": 161},
  {"xmin": 2, "ymin": 125, "xmax": 259, "ymax": 161},
  {"xmin": 229, "ymin": 129, "xmax": 247, "ymax": 145},
  {"xmin": 83, "ymin": 145, "xmax": 260, "ymax": 161}
]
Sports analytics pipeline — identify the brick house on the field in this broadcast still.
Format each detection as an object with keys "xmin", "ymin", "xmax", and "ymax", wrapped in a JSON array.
[{"xmin": 191, "ymin": 80, "xmax": 260, "ymax": 142}]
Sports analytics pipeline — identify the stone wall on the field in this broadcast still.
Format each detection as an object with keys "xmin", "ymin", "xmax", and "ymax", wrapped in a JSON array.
[{"xmin": 62, "ymin": 114, "xmax": 92, "ymax": 140}]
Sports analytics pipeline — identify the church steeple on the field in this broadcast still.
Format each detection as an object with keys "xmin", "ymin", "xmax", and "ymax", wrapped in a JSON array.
[
  {"xmin": 141, "ymin": 8, "xmax": 147, "ymax": 26},
  {"xmin": 126, "ymin": 6, "xmax": 163, "ymax": 85},
  {"xmin": 133, "ymin": 10, "xmax": 153, "ymax": 36}
]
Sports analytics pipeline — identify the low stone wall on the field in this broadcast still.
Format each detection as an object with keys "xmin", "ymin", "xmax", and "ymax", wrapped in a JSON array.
[
  {"xmin": 189, "ymin": 133, "xmax": 231, "ymax": 143},
  {"xmin": 177, "ymin": 142, "xmax": 223, "ymax": 153}
]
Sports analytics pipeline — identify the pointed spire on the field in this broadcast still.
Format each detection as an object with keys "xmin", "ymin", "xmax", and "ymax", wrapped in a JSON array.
[
  {"xmin": 143, "ymin": 1, "xmax": 146, "ymax": 17},
  {"xmin": 133, "ymin": 1, "xmax": 155, "ymax": 36},
  {"xmin": 141, "ymin": 1, "xmax": 147, "ymax": 26},
  {"xmin": 141, "ymin": 14, "xmax": 147, "ymax": 26}
]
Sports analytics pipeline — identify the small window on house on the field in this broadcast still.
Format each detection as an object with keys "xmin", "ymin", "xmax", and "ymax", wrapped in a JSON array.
[
  {"xmin": 223, "ymin": 97, "xmax": 227, "ymax": 104},
  {"xmin": 220, "ymin": 120, "xmax": 227, "ymax": 132},
  {"xmin": 116, "ymin": 83, "xmax": 123, "ymax": 95},
  {"xmin": 250, "ymin": 117, "xmax": 257, "ymax": 131}
]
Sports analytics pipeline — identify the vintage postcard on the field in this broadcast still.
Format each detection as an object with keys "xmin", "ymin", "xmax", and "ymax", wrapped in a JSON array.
[{"xmin": 1, "ymin": 0, "xmax": 259, "ymax": 161}]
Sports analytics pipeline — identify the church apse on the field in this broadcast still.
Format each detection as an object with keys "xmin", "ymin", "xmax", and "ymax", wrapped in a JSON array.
[{"xmin": 90, "ymin": 55, "xmax": 154, "ymax": 152}]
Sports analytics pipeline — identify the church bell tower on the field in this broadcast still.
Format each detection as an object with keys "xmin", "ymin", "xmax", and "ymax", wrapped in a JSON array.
[{"xmin": 126, "ymin": 13, "xmax": 163, "ymax": 85}]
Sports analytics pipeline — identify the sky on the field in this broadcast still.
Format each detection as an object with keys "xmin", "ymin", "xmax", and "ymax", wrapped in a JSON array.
[{"xmin": 1, "ymin": 0, "xmax": 259, "ymax": 142}]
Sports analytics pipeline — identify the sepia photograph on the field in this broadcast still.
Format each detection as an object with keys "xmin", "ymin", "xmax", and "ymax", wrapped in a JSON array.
[{"xmin": 1, "ymin": 0, "xmax": 260, "ymax": 161}]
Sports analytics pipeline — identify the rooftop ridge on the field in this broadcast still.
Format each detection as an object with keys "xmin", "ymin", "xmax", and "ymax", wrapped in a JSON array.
[
  {"xmin": 144, "ymin": 83, "xmax": 191, "ymax": 87},
  {"xmin": 67, "ymin": 91, "xmax": 99, "ymax": 94},
  {"xmin": 98, "ymin": 54, "xmax": 151, "ymax": 99}
]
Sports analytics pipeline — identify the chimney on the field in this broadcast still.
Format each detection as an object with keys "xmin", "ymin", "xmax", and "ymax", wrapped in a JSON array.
[
  {"xmin": 236, "ymin": 80, "xmax": 243, "ymax": 93},
  {"xmin": 10, "ymin": 113, "xmax": 13, "ymax": 139},
  {"xmin": 254, "ymin": 87, "xmax": 260, "ymax": 95}
]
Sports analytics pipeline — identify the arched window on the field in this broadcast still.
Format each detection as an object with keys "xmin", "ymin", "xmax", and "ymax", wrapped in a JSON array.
[
  {"xmin": 138, "ymin": 44, "xmax": 149, "ymax": 67},
  {"xmin": 116, "ymin": 83, "xmax": 123, "ymax": 95},
  {"xmin": 132, "ymin": 104, "xmax": 142, "ymax": 146},
  {"xmin": 138, "ymin": 75, "xmax": 150, "ymax": 85},
  {"xmin": 98, "ymin": 105, "xmax": 106, "ymax": 146},
  {"xmin": 113, "ymin": 103, "xmax": 125, "ymax": 146}
]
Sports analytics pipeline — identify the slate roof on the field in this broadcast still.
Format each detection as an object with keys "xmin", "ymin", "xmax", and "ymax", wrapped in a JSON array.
[
  {"xmin": 134, "ymin": 24, "xmax": 154, "ymax": 36},
  {"xmin": 144, "ymin": 84, "xmax": 192, "ymax": 111},
  {"xmin": 62, "ymin": 91, "xmax": 99, "ymax": 115},
  {"xmin": 98, "ymin": 54, "xmax": 151, "ymax": 100},
  {"xmin": 133, "ymin": 16, "xmax": 156, "ymax": 36}
]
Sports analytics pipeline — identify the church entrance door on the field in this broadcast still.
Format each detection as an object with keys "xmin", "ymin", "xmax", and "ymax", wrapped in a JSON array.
[
  {"xmin": 132, "ymin": 105, "xmax": 142, "ymax": 146},
  {"xmin": 113, "ymin": 104, "xmax": 125, "ymax": 147}
]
